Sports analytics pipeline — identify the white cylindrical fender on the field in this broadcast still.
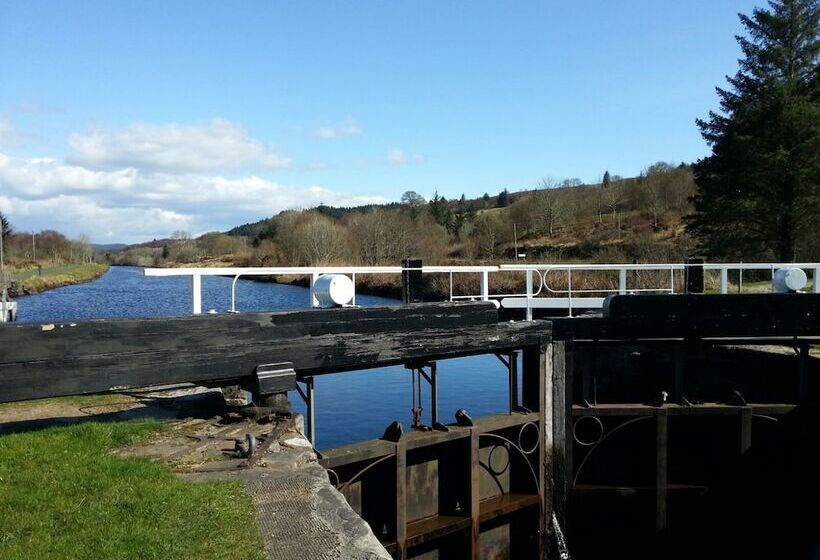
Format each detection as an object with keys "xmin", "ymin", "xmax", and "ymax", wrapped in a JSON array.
[
  {"xmin": 772, "ymin": 267, "xmax": 807, "ymax": 293},
  {"xmin": 312, "ymin": 274, "xmax": 355, "ymax": 307}
]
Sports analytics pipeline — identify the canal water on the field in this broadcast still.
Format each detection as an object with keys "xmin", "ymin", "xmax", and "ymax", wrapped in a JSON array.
[{"xmin": 16, "ymin": 266, "xmax": 511, "ymax": 449}]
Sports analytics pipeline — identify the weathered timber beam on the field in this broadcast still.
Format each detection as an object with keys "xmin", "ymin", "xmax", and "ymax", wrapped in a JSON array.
[
  {"xmin": 0, "ymin": 303, "xmax": 549, "ymax": 403},
  {"xmin": 553, "ymin": 294, "xmax": 820, "ymax": 340}
]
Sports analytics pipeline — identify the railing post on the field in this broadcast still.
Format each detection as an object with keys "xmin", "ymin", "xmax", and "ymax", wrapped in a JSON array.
[
  {"xmin": 619, "ymin": 268, "xmax": 627, "ymax": 295},
  {"xmin": 814, "ymin": 267, "xmax": 820, "ymax": 294},
  {"xmin": 480, "ymin": 270, "xmax": 489, "ymax": 301},
  {"xmin": 720, "ymin": 268, "xmax": 729, "ymax": 294},
  {"xmin": 192, "ymin": 274, "xmax": 202, "ymax": 315},
  {"xmin": 401, "ymin": 258, "xmax": 424, "ymax": 304},
  {"xmin": 525, "ymin": 270, "xmax": 533, "ymax": 321},
  {"xmin": 231, "ymin": 275, "xmax": 240, "ymax": 313}
]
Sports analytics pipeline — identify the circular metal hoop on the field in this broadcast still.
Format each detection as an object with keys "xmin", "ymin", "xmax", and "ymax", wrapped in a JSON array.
[
  {"xmin": 518, "ymin": 421, "xmax": 541, "ymax": 455},
  {"xmin": 572, "ymin": 415, "xmax": 604, "ymax": 447},
  {"xmin": 486, "ymin": 443, "xmax": 511, "ymax": 476}
]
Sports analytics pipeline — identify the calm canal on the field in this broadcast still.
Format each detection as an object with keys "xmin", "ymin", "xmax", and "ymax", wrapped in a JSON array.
[{"xmin": 16, "ymin": 266, "xmax": 511, "ymax": 449}]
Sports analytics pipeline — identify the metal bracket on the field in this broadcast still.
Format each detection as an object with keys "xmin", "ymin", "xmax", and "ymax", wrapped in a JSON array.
[
  {"xmin": 405, "ymin": 361, "xmax": 443, "ymax": 431},
  {"xmin": 495, "ymin": 350, "xmax": 521, "ymax": 414},
  {"xmin": 246, "ymin": 362, "xmax": 297, "ymax": 397},
  {"xmin": 295, "ymin": 376, "xmax": 316, "ymax": 445}
]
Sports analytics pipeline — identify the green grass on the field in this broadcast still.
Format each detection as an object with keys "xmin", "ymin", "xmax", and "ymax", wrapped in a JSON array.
[
  {"xmin": 0, "ymin": 394, "xmax": 128, "ymax": 414},
  {"xmin": 0, "ymin": 421, "xmax": 264, "ymax": 560},
  {"xmin": 12, "ymin": 263, "xmax": 109, "ymax": 293}
]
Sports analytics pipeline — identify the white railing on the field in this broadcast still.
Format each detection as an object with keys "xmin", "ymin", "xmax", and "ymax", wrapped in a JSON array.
[
  {"xmin": 500, "ymin": 262, "xmax": 820, "ymax": 318},
  {"xmin": 144, "ymin": 265, "xmax": 497, "ymax": 315},
  {"xmin": 144, "ymin": 262, "xmax": 820, "ymax": 317}
]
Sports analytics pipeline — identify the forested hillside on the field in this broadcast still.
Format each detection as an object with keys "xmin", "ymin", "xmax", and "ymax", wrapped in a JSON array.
[{"xmin": 106, "ymin": 161, "xmax": 697, "ymax": 268}]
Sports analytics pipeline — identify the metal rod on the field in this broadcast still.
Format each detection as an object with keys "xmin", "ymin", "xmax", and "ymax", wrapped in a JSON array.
[
  {"xmin": 430, "ymin": 363, "xmax": 437, "ymax": 426},
  {"xmin": 509, "ymin": 351, "xmax": 518, "ymax": 413},
  {"xmin": 307, "ymin": 377, "xmax": 315, "ymax": 445},
  {"xmin": 526, "ymin": 270, "xmax": 533, "ymax": 321},
  {"xmin": 231, "ymin": 275, "xmax": 240, "ymax": 312}
]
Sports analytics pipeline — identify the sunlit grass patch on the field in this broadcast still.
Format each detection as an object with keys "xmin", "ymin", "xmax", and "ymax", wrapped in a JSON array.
[{"xmin": 0, "ymin": 421, "xmax": 263, "ymax": 560}]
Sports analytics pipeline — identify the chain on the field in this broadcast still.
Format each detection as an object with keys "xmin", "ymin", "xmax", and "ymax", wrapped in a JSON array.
[{"xmin": 552, "ymin": 511, "xmax": 571, "ymax": 560}]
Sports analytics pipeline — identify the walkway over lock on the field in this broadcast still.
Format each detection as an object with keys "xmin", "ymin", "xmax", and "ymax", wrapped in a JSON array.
[{"xmin": 144, "ymin": 261, "xmax": 820, "ymax": 317}]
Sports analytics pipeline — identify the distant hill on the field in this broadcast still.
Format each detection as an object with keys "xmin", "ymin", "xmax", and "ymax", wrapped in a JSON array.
[
  {"xmin": 226, "ymin": 202, "xmax": 405, "ymax": 237},
  {"xmin": 92, "ymin": 243, "xmax": 128, "ymax": 251}
]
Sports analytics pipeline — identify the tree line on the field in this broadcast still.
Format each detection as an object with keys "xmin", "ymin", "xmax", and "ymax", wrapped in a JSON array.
[
  {"xmin": 0, "ymin": 212, "xmax": 95, "ymax": 266},
  {"xmin": 107, "ymin": 161, "xmax": 697, "ymax": 268}
]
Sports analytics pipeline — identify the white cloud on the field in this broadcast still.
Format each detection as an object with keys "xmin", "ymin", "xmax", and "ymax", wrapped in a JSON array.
[
  {"xmin": 0, "ymin": 151, "xmax": 386, "ymax": 242},
  {"xmin": 315, "ymin": 118, "xmax": 362, "ymax": 140},
  {"xmin": 0, "ymin": 153, "xmax": 138, "ymax": 196},
  {"xmin": 0, "ymin": 117, "xmax": 21, "ymax": 148},
  {"xmin": 67, "ymin": 118, "xmax": 291, "ymax": 173},
  {"xmin": 387, "ymin": 149, "xmax": 425, "ymax": 166},
  {"xmin": 0, "ymin": 194, "xmax": 191, "ymax": 241}
]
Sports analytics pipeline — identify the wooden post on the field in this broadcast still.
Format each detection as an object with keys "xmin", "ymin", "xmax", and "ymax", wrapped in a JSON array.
[
  {"xmin": 739, "ymin": 406, "xmax": 752, "ymax": 475},
  {"xmin": 684, "ymin": 257, "xmax": 704, "ymax": 294},
  {"xmin": 542, "ymin": 342, "xmax": 554, "ymax": 554},
  {"xmin": 469, "ymin": 429, "xmax": 480, "ymax": 560},
  {"xmin": 401, "ymin": 259, "xmax": 424, "ymax": 304},
  {"xmin": 522, "ymin": 342, "xmax": 548, "ymax": 557},
  {"xmin": 395, "ymin": 440, "xmax": 407, "ymax": 560},
  {"xmin": 551, "ymin": 341, "xmax": 572, "ymax": 536},
  {"xmin": 673, "ymin": 344, "xmax": 686, "ymax": 403},
  {"xmin": 655, "ymin": 408, "xmax": 668, "ymax": 536},
  {"xmin": 798, "ymin": 342, "xmax": 809, "ymax": 409}
]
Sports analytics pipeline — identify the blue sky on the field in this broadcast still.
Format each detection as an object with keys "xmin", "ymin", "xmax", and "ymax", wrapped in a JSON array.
[{"xmin": 0, "ymin": 0, "xmax": 760, "ymax": 242}]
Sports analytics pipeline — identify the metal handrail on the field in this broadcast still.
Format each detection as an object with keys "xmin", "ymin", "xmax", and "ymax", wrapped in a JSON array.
[
  {"xmin": 145, "ymin": 265, "xmax": 498, "ymax": 314},
  {"xmin": 144, "ymin": 262, "xmax": 820, "ymax": 317}
]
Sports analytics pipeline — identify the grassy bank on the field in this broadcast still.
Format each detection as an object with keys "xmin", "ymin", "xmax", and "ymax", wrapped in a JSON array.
[
  {"xmin": 9, "ymin": 263, "xmax": 109, "ymax": 295},
  {"xmin": 0, "ymin": 419, "xmax": 264, "ymax": 560}
]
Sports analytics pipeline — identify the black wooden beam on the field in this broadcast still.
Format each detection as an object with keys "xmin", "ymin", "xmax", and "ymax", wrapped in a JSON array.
[
  {"xmin": 0, "ymin": 302, "xmax": 549, "ymax": 403},
  {"xmin": 553, "ymin": 294, "xmax": 820, "ymax": 340}
]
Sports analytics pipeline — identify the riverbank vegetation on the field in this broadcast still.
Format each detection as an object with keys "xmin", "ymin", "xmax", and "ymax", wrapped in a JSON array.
[
  {"xmin": 107, "ymin": 161, "xmax": 699, "ymax": 269},
  {"xmin": 0, "ymin": 419, "xmax": 263, "ymax": 560},
  {"xmin": 9, "ymin": 263, "xmax": 109, "ymax": 295},
  {"xmin": 0, "ymin": 213, "xmax": 107, "ymax": 295}
]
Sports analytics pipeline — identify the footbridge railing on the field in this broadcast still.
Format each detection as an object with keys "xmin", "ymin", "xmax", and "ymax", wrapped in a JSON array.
[{"xmin": 144, "ymin": 262, "xmax": 820, "ymax": 317}]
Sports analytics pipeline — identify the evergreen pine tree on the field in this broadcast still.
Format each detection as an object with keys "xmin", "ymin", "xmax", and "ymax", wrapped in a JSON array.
[
  {"xmin": 0, "ymin": 211, "xmax": 12, "ymax": 238},
  {"xmin": 689, "ymin": 0, "xmax": 820, "ymax": 261},
  {"xmin": 497, "ymin": 188, "xmax": 510, "ymax": 208}
]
